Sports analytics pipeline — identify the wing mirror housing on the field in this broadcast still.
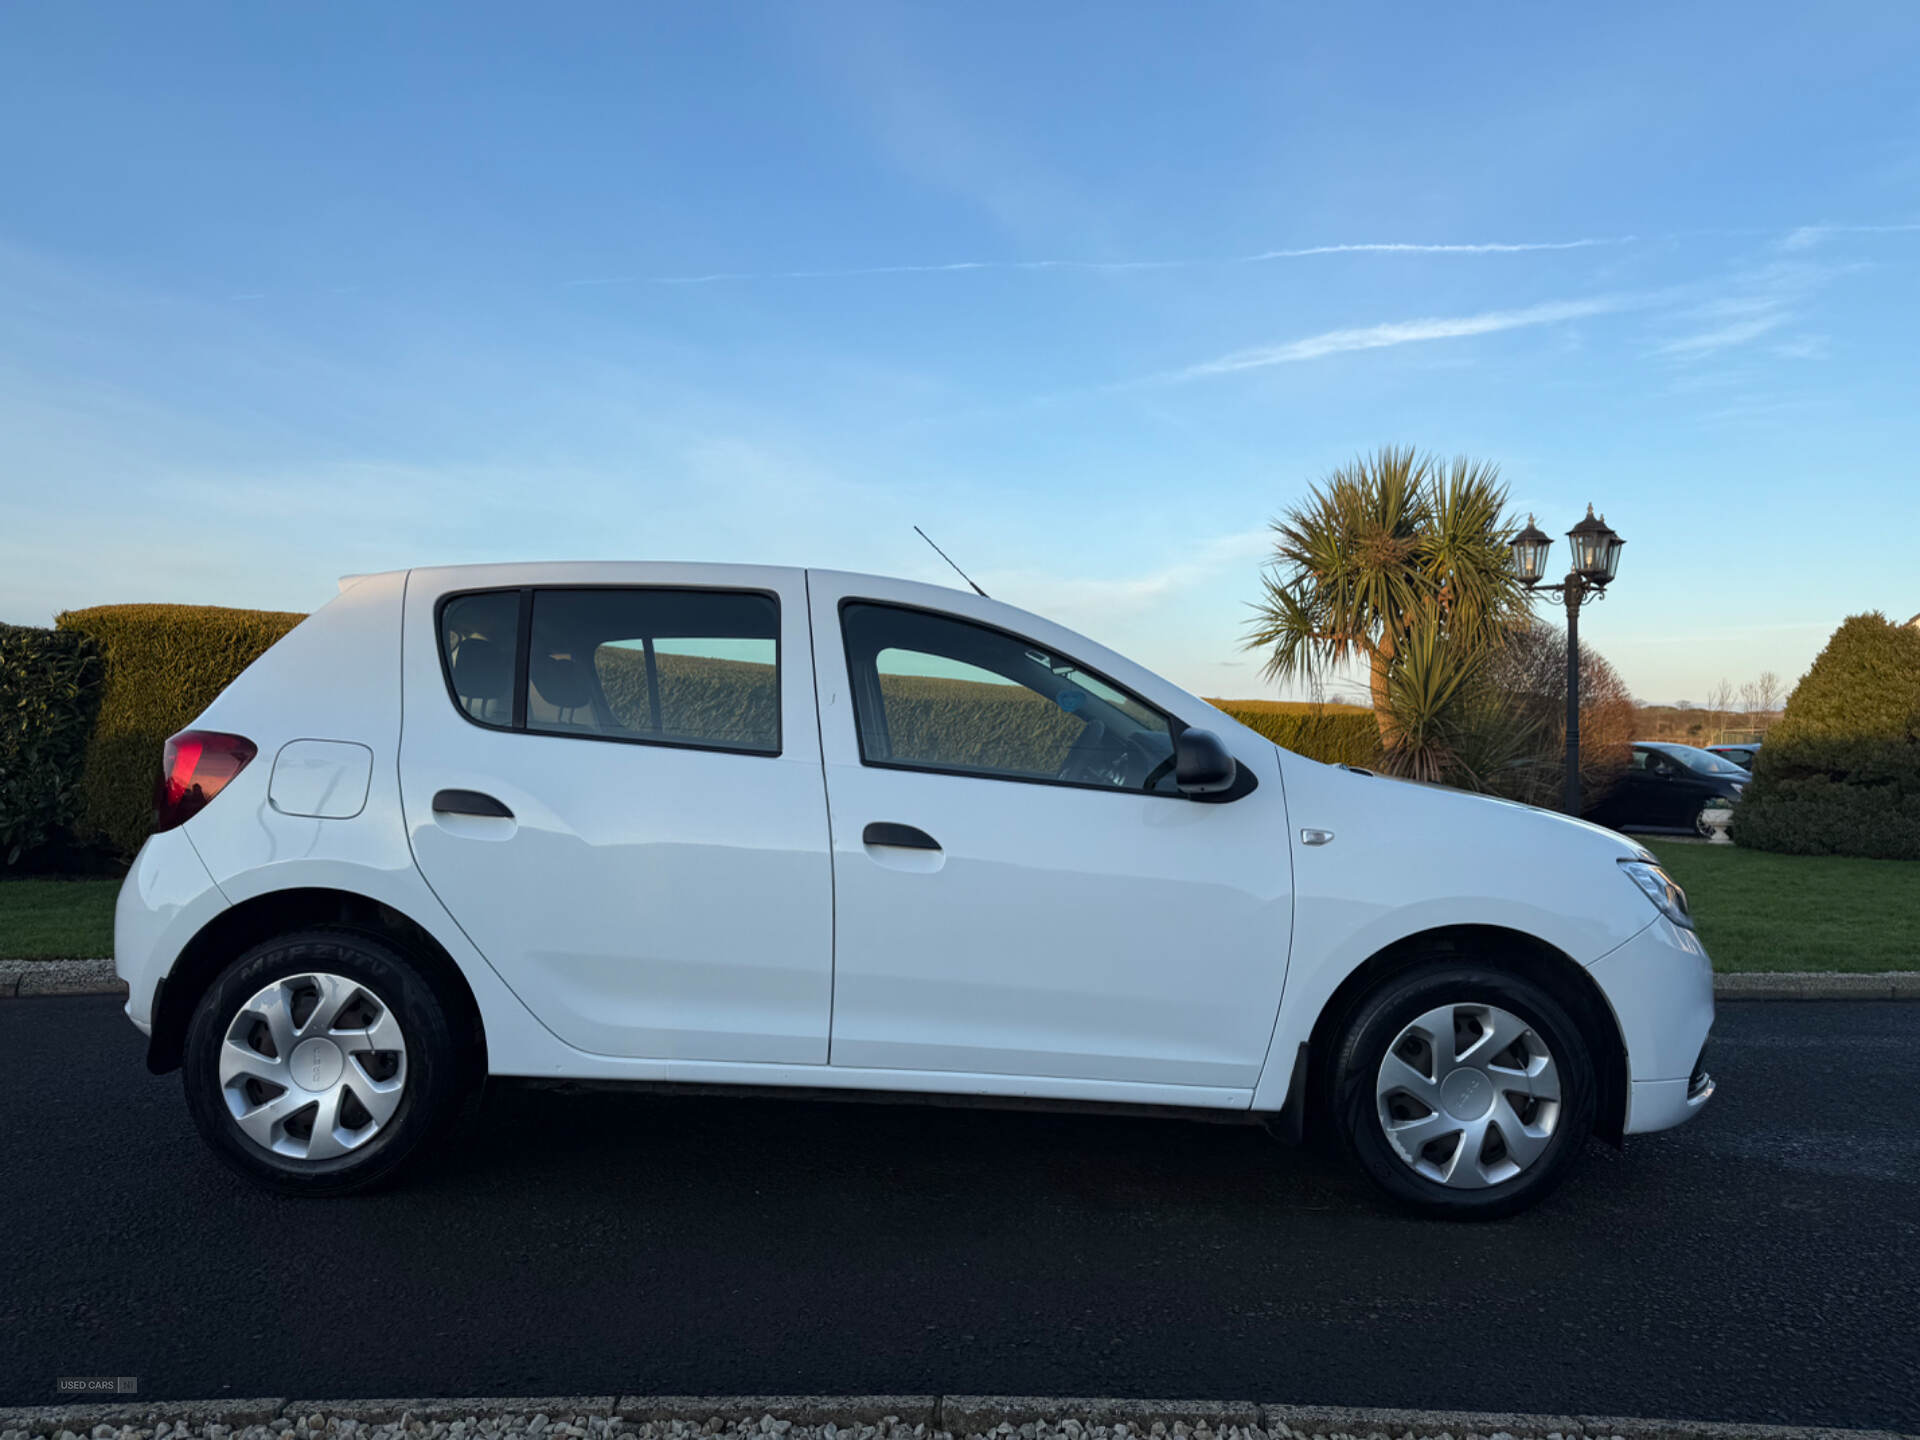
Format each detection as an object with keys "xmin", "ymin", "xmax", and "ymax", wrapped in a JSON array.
[{"xmin": 1174, "ymin": 727, "xmax": 1238, "ymax": 796}]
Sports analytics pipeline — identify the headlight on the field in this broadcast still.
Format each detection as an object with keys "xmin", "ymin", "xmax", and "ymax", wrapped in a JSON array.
[{"xmin": 1619, "ymin": 859, "xmax": 1692, "ymax": 928}]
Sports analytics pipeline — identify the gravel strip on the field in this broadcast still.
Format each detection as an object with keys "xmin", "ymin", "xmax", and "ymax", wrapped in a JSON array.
[
  {"xmin": 0, "ymin": 1398, "xmax": 1908, "ymax": 1440},
  {"xmin": 0, "ymin": 958, "xmax": 124, "ymax": 998},
  {"xmin": 1711, "ymin": 971, "xmax": 1920, "ymax": 1001}
]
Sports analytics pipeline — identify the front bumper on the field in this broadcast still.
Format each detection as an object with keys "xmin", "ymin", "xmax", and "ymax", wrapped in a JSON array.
[{"xmin": 1586, "ymin": 913, "xmax": 1717, "ymax": 1135}]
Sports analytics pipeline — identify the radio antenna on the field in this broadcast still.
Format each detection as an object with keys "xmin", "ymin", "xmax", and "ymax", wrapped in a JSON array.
[{"xmin": 914, "ymin": 525, "xmax": 988, "ymax": 597}]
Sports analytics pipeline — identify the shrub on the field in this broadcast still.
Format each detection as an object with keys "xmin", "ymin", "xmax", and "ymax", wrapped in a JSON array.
[
  {"xmin": 0, "ymin": 623, "xmax": 103, "ymax": 867},
  {"xmin": 1472, "ymin": 621, "xmax": 1634, "ymax": 809},
  {"xmin": 1732, "ymin": 613, "xmax": 1920, "ymax": 860},
  {"xmin": 56, "ymin": 604, "xmax": 306, "ymax": 859},
  {"xmin": 1212, "ymin": 703, "xmax": 1380, "ymax": 767}
]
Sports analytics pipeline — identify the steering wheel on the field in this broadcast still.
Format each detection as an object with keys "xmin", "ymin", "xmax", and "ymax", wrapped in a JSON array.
[{"xmin": 1058, "ymin": 721, "xmax": 1131, "ymax": 787}]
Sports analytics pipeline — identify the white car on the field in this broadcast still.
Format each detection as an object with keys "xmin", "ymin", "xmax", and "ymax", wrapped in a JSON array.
[{"xmin": 116, "ymin": 563, "xmax": 1715, "ymax": 1217}]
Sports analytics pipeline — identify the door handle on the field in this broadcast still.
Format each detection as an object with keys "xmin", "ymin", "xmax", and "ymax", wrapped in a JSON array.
[
  {"xmin": 433, "ymin": 788, "xmax": 514, "ymax": 819},
  {"xmin": 862, "ymin": 821, "xmax": 940, "ymax": 850}
]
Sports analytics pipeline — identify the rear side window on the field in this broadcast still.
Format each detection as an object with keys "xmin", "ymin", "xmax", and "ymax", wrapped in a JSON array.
[
  {"xmin": 527, "ymin": 588, "xmax": 780, "ymax": 754},
  {"xmin": 440, "ymin": 591, "xmax": 521, "ymax": 729}
]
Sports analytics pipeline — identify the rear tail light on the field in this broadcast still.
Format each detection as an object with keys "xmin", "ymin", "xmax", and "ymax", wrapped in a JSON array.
[{"xmin": 155, "ymin": 730, "xmax": 257, "ymax": 833}]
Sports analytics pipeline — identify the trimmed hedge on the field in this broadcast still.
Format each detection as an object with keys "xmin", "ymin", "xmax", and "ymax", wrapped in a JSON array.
[
  {"xmin": 1732, "ymin": 612, "xmax": 1920, "ymax": 860},
  {"xmin": 1214, "ymin": 704, "xmax": 1381, "ymax": 767},
  {"xmin": 56, "ymin": 604, "xmax": 306, "ymax": 859},
  {"xmin": 0, "ymin": 623, "xmax": 103, "ymax": 867}
]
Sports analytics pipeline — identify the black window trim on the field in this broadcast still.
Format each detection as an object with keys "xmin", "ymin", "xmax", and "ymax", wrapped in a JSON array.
[
  {"xmin": 835, "ymin": 597, "xmax": 1254, "ymax": 803},
  {"xmin": 432, "ymin": 582, "xmax": 786, "ymax": 759}
]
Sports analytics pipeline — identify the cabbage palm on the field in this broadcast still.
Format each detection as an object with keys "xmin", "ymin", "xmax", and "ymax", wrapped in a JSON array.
[{"xmin": 1246, "ymin": 446, "xmax": 1527, "ymax": 745}]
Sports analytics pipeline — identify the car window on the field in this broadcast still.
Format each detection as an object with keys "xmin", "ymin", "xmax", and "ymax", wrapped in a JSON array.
[
  {"xmin": 1671, "ymin": 745, "xmax": 1745, "ymax": 775},
  {"xmin": 839, "ymin": 601, "xmax": 1175, "ymax": 791},
  {"xmin": 440, "ymin": 590, "xmax": 522, "ymax": 729},
  {"xmin": 1635, "ymin": 747, "xmax": 1681, "ymax": 777},
  {"xmin": 526, "ymin": 588, "xmax": 779, "ymax": 754}
]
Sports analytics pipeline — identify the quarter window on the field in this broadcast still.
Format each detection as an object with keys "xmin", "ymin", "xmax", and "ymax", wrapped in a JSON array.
[
  {"xmin": 440, "ymin": 590, "xmax": 521, "ymax": 729},
  {"xmin": 839, "ymin": 602, "xmax": 1175, "ymax": 792}
]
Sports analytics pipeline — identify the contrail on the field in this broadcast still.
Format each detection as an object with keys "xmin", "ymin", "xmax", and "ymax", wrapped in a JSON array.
[
  {"xmin": 1163, "ymin": 293, "xmax": 1652, "ymax": 382},
  {"xmin": 564, "ymin": 237, "xmax": 1632, "ymax": 288}
]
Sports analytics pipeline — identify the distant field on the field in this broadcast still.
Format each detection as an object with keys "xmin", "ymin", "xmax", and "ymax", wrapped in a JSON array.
[
  {"xmin": 1207, "ymin": 697, "xmax": 1372, "ymax": 716},
  {"xmin": 1635, "ymin": 705, "xmax": 1779, "ymax": 746}
]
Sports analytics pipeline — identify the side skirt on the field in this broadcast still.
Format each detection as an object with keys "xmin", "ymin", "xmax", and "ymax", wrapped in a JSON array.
[{"xmin": 505, "ymin": 1075, "xmax": 1273, "ymax": 1127}]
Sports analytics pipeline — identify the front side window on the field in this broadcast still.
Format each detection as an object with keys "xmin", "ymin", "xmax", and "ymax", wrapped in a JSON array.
[
  {"xmin": 840, "ymin": 602, "xmax": 1175, "ymax": 792},
  {"xmin": 527, "ymin": 588, "xmax": 779, "ymax": 753}
]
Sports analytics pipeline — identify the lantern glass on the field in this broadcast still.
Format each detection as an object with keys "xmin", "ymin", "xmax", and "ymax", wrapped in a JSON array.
[
  {"xmin": 1510, "ymin": 517, "xmax": 1553, "ymax": 584},
  {"xmin": 1599, "ymin": 533, "xmax": 1625, "ymax": 584},
  {"xmin": 1570, "ymin": 529, "xmax": 1602, "ymax": 575},
  {"xmin": 1567, "ymin": 505, "xmax": 1617, "ymax": 581}
]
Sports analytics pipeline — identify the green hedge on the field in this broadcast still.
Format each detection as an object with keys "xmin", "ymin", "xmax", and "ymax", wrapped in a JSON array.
[
  {"xmin": 0, "ymin": 623, "xmax": 103, "ymax": 867},
  {"xmin": 1732, "ymin": 613, "xmax": 1920, "ymax": 860},
  {"xmin": 1214, "ymin": 704, "xmax": 1380, "ymax": 767},
  {"xmin": 56, "ymin": 604, "xmax": 306, "ymax": 860}
]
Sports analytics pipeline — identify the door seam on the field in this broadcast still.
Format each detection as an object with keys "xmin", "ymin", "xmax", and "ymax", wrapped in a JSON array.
[{"xmin": 804, "ymin": 570, "xmax": 839, "ymax": 1065}]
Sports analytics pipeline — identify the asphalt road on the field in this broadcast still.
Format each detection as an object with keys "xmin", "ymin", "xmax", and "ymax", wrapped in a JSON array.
[{"xmin": 3, "ymin": 997, "xmax": 1916, "ymax": 1431}]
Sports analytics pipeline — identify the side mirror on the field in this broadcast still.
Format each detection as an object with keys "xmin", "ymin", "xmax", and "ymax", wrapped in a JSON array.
[{"xmin": 1174, "ymin": 728, "xmax": 1237, "ymax": 795}]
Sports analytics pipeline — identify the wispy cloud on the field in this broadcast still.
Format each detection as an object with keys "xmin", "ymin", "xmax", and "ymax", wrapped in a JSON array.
[
  {"xmin": 568, "ymin": 237, "xmax": 1629, "ymax": 288},
  {"xmin": 1654, "ymin": 259, "xmax": 1855, "ymax": 359},
  {"xmin": 1657, "ymin": 296, "xmax": 1791, "ymax": 356},
  {"xmin": 1772, "ymin": 334, "xmax": 1830, "ymax": 360},
  {"xmin": 1781, "ymin": 221, "xmax": 1920, "ymax": 251},
  {"xmin": 984, "ymin": 529, "xmax": 1272, "ymax": 625},
  {"xmin": 1162, "ymin": 294, "xmax": 1642, "ymax": 382}
]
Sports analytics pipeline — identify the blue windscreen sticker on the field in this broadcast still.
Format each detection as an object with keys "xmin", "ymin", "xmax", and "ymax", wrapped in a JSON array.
[{"xmin": 1057, "ymin": 688, "xmax": 1086, "ymax": 714}]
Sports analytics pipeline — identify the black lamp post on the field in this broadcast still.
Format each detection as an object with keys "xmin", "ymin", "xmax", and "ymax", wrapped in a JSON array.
[{"xmin": 1510, "ymin": 505, "xmax": 1625, "ymax": 816}]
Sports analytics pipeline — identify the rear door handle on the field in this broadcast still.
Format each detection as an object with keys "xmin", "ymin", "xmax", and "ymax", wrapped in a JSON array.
[
  {"xmin": 862, "ymin": 821, "xmax": 940, "ymax": 850},
  {"xmin": 433, "ymin": 788, "xmax": 513, "ymax": 819}
]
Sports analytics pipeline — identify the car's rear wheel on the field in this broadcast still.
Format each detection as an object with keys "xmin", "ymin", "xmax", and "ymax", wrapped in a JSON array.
[
  {"xmin": 182, "ymin": 927, "xmax": 468, "ymax": 1195},
  {"xmin": 1330, "ymin": 963, "xmax": 1596, "ymax": 1219}
]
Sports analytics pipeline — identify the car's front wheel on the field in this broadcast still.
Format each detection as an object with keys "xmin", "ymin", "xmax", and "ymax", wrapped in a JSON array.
[
  {"xmin": 181, "ymin": 927, "xmax": 469, "ymax": 1195},
  {"xmin": 1330, "ymin": 964, "xmax": 1597, "ymax": 1219}
]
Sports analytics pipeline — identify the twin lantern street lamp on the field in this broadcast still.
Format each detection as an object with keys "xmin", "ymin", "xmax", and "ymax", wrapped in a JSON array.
[{"xmin": 1509, "ymin": 505, "xmax": 1626, "ymax": 817}]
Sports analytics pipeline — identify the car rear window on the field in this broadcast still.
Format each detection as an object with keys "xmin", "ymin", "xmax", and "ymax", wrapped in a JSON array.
[
  {"xmin": 527, "ymin": 588, "xmax": 780, "ymax": 754},
  {"xmin": 436, "ymin": 586, "xmax": 781, "ymax": 755}
]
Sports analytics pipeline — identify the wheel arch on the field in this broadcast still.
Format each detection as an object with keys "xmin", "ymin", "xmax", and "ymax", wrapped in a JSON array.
[
  {"xmin": 1297, "ymin": 923, "xmax": 1629, "ymax": 1145},
  {"xmin": 146, "ymin": 886, "xmax": 487, "ymax": 1080}
]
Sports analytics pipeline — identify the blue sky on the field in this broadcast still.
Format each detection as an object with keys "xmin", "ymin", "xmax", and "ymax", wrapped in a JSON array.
[{"xmin": 2, "ymin": 3, "xmax": 1917, "ymax": 704}]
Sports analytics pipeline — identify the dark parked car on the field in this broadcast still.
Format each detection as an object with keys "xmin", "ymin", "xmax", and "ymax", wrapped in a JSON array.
[
  {"xmin": 1707, "ymin": 741, "xmax": 1762, "ymax": 769},
  {"xmin": 1586, "ymin": 741, "xmax": 1751, "ymax": 836}
]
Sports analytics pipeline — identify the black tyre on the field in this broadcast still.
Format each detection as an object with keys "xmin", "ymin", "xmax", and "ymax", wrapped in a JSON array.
[
  {"xmin": 181, "ymin": 927, "xmax": 470, "ymax": 1195},
  {"xmin": 1330, "ymin": 963, "xmax": 1596, "ymax": 1220}
]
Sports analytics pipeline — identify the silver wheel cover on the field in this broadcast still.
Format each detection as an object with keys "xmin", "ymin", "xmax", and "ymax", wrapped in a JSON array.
[
  {"xmin": 1375, "ymin": 1001, "xmax": 1562, "ymax": 1189},
  {"xmin": 218, "ymin": 972, "xmax": 409, "ymax": 1160}
]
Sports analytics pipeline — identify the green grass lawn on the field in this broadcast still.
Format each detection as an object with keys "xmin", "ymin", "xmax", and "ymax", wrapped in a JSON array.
[
  {"xmin": 1647, "ymin": 842, "xmax": 1919, "ymax": 973},
  {"xmin": 1, "ymin": 847, "xmax": 1914, "ymax": 972},
  {"xmin": 0, "ymin": 878, "xmax": 119, "ymax": 960}
]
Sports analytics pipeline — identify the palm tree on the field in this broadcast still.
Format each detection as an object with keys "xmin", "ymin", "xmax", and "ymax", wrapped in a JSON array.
[{"xmin": 1246, "ymin": 446, "xmax": 1527, "ymax": 746}]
